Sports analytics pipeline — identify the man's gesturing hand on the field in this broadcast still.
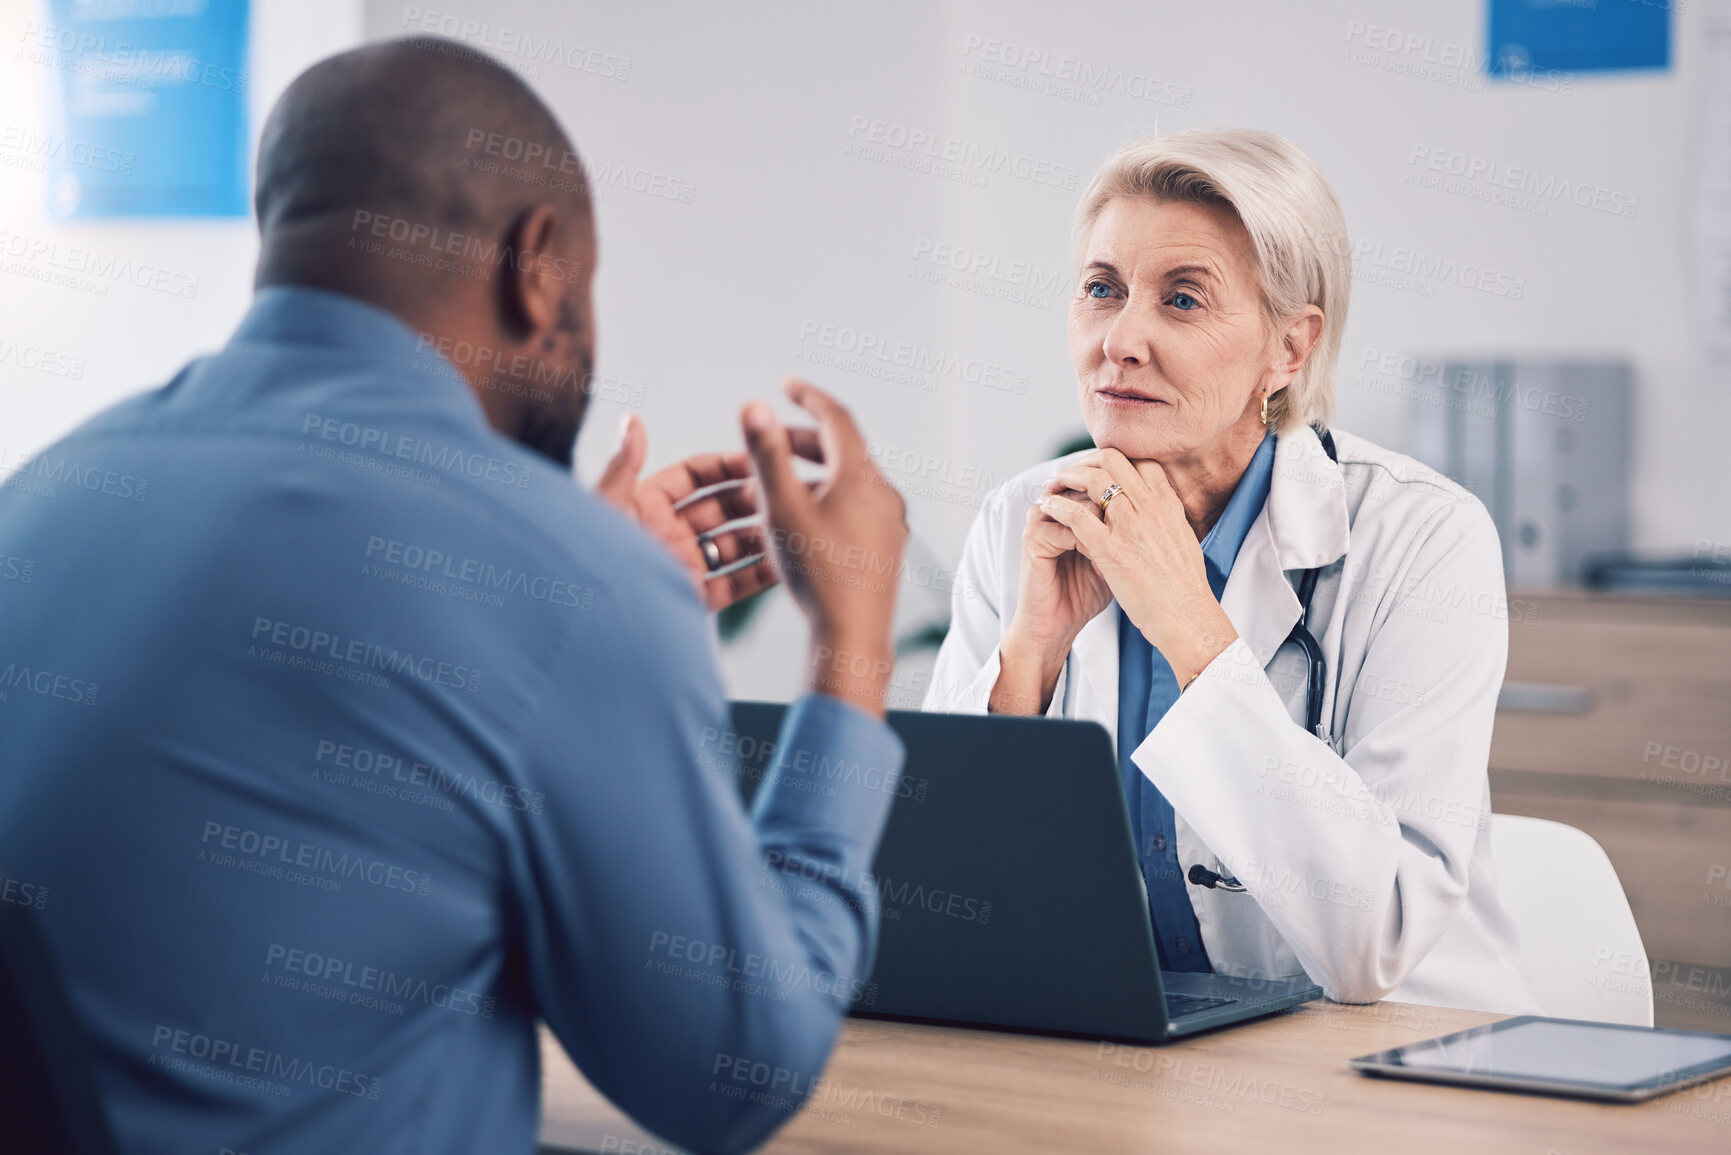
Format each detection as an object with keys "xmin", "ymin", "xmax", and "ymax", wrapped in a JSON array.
[
  {"xmin": 742, "ymin": 379, "xmax": 907, "ymax": 718},
  {"xmin": 594, "ymin": 414, "xmax": 779, "ymax": 611}
]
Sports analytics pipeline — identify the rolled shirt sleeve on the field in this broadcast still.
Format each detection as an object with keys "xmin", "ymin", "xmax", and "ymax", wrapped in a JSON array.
[{"xmin": 514, "ymin": 548, "xmax": 903, "ymax": 1155}]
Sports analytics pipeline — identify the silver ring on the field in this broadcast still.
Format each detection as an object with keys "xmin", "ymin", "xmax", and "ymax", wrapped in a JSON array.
[
  {"xmin": 700, "ymin": 537, "xmax": 724, "ymax": 572},
  {"xmin": 1098, "ymin": 483, "xmax": 1124, "ymax": 516}
]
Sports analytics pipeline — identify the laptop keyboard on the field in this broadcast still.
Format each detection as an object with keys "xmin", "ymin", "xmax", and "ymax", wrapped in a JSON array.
[{"xmin": 1165, "ymin": 992, "xmax": 1238, "ymax": 1018}]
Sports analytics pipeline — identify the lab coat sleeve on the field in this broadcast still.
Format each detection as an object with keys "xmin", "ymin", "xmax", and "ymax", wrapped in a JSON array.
[
  {"xmin": 923, "ymin": 494, "xmax": 1068, "ymax": 716},
  {"xmin": 1132, "ymin": 497, "xmax": 1506, "ymax": 1004}
]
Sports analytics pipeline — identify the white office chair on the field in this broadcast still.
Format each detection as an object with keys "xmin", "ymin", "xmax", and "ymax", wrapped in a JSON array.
[{"xmin": 1490, "ymin": 813, "xmax": 1653, "ymax": 1026}]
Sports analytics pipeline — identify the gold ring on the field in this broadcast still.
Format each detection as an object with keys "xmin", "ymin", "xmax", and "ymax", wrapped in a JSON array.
[{"xmin": 1097, "ymin": 483, "xmax": 1124, "ymax": 516}]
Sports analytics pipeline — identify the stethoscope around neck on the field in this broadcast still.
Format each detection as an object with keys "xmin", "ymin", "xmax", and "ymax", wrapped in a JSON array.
[{"xmin": 1188, "ymin": 427, "xmax": 1338, "ymax": 895}]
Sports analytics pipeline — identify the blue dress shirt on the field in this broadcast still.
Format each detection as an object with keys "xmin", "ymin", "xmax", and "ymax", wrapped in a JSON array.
[
  {"xmin": 1115, "ymin": 431, "xmax": 1275, "ymax": 973},
  {"xmin": 0, "ymin": 286, "xmax": 905, "ymax": 1155}
]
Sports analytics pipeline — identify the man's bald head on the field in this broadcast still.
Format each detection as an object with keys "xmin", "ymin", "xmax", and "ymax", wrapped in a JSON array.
[
  {"xmin": 252, "ymin": 37, "xmax": 601, "ymax": 468},
  {"xmin": 255, "ymin": 36, "xmax": 588, "ymax": 238}
]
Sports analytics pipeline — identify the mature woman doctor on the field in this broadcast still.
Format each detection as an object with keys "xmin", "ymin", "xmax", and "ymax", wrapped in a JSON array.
[{"xmin": 925, "ymin": 129, "xmax": 1537, "ymax": 1014}]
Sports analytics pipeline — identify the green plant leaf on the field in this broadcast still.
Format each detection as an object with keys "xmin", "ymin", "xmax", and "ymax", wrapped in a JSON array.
[
  {"xmin": 1054, "ymin": 430, "xmax": 1095, "ymax": 458},
  {"xmin": 716, "ymin": 586, "xmax": 772, "ymax": 643}
]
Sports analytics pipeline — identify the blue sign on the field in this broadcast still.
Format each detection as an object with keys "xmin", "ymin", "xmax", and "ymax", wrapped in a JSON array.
[
  {"xmin": 30, "ymin": 0, "xmax": 249, "ymax": 218},
  {"xmin": 1489, "ymin": 0, "xmax": 1671, "ymax": 78}
]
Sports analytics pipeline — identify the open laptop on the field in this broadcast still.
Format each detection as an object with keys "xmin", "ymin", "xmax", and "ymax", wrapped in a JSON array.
[{"xmin": 729, "ymin": 702, "xmax": 1322, "ymax": 1043}]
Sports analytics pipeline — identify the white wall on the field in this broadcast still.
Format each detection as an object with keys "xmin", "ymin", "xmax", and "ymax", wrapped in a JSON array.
[
  {"xmin": 0, "ymin": 0, "xmax": 363, "ymax": 458},
  {"xmin": 3, "ymin": 1, "xmax": 1721, "ymax": 703}
]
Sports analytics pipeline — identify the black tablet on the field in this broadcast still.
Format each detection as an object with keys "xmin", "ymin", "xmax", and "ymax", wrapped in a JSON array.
[{"xmin": 1350, "ymin": 1015, "xmax": 1731, "ymax": 1102}]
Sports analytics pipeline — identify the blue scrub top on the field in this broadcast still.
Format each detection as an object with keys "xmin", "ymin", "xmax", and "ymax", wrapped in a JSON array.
[{"xmin": 1115, "ymin": 431, "xmax": 1275, "ymax": 972}]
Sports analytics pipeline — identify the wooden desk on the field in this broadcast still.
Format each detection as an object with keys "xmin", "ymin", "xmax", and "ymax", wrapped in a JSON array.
[{"xmin": 538, "ymin": 1003, "xmax": 1731, "ymax": 1154}]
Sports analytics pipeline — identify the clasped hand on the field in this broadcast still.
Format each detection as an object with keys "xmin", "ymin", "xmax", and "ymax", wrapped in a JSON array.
[{"xmin": 993, "ymin": 448, "xmax": 1238, "ymax": 714}]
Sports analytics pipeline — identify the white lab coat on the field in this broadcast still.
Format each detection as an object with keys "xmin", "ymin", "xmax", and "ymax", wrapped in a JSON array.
[{"xmin": 924, "ymin": 425, "xmax": 1539, "ymax": 1014}]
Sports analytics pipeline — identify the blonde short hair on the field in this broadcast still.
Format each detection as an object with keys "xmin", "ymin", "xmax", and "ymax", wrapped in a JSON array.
[{"xmin": 1071, "ymin": 129, "xmax": 1350, "ymax": 433}]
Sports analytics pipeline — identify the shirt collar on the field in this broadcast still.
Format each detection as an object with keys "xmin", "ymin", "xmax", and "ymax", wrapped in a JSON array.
[
  {"xmin": 230, "ymin": 285, "xmax": 478, "ymax": 408},
  {"xmin": 1198, "ymin": 430, "xmax": 1276, "ymax": 594},
  {"xmin": 1264, "ymin": 423, "xmax": 1351, "ymax": 571},
  {"xmin": 237, "ymin": 285, "xmax": 435, "ymax": 357}
]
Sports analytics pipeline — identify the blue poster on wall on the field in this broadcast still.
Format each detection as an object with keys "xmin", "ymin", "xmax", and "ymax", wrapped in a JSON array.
[
  {"xmin": 1488, "ymin": 0, "xmax": 1671, "ymax": 78},
  {"xmin": 31, "ymin": 0, "xmax": 249, "ymax": 218}
]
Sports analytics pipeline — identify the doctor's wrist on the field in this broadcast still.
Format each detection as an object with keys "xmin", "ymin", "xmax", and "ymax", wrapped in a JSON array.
[
  {"xmin": 1158, "ymin": 608, "xmax": 1239, "ymax": 692},
  {"xmin": 993, "ymin": 628, "xmax": 1070, "ymax": 715}
]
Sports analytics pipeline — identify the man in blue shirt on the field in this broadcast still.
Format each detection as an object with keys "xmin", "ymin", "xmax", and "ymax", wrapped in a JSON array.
[{"xmin": 0, "ymin": 38, "xmax": 908, "ymax": 1155}]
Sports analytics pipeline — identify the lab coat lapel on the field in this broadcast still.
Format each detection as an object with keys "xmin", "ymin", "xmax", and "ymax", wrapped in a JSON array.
[
  {"xmin": 1220, "ymin": 427, "xmax": 1350, "ymax": 669},
  {"xmin": 1221, "ymin": 510, "xmax": 1302, "ymax": 669},
  {"xmin": 1068, "ymin": 603, "xmax": 1120, "ymax": 749}
]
